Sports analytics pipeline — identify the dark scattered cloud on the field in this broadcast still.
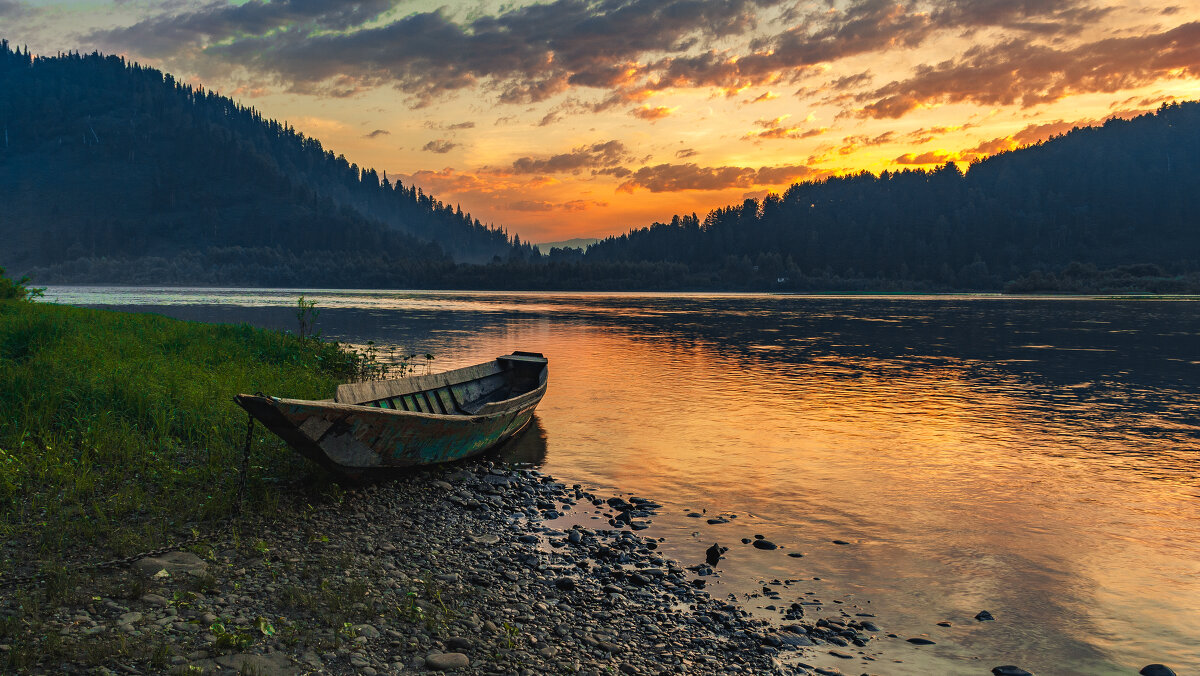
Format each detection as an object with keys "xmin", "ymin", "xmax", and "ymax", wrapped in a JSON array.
[
  {"xmin": 447, "ymin": 121, "xmax": 476, "ymax": 130},
  {"xmin": 89, "ymin": 0, "xmax": 401, "ymax": 61},
  {"xmin": 675, "ymin": 148, "xmax": 697, "ymax": 158},
  {"xmin": 828, "ymin": 72, "xmax": 874, "ymax": 91},
  {"xmin": 857, "ymin": 21, "xmax": 1200, "ymax": 118},
  {"xmin": 363, "ymin": 129, "xmax": 390, "ymax": 139},
  {"xmin": 617, "ymin": 162, "xmax": 817, "ymax": 193},
  {"xmin": 932, "ymin": 0, "xmax": 1113, "ymax": 35},
  {"xmin": 0, "ymin": 0, "xmax": 30, "ymax": 17},
  {"xmin": 422, "ymin": 139, "xmax": 458, "ymax": 153},
  {"xmin": 595, "ymin": 166, "xmax": 634, "ymax": 178},
  {"xmin": 83, "ymin": 0, "xmax": 1125, "ymax": 108},
  {"xmin": 511, "ymin": 140, "xmax": 631, "ymax": 174},
  {"xmin": 89, "ymin": 0, "xmax": 789, "ymax": 103}
]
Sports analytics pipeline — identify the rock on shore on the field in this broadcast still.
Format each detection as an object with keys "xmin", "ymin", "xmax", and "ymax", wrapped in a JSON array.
[{"xmin": 0, "ymin": 462, "xmax": 870, "ymax": 675}]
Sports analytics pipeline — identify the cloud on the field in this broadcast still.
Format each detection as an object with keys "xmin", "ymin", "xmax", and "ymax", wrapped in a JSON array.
[
  {"xmin": 79, "ymin": 0, "xmax": 1135, "ymax": 120},
  {"xmin": 747, "ymin": 91, "xmax": 779, "ymax": 104},
  {"xmin": 828, "ymin": 71, "xmax": 874, "ymax": 91},
  {"xmin": 422, "ymin": 139, "xmax": 459, "ymax": 153},
  {"xmin": 675, "ymin": 148, "xmax": 697, "ymax": 158},
  {"xmin": 0, "ymin": 0, "xmax": 30, "ymax": 17},
  {"xmin": 857, "ymin": 21, "xmax": 1200, "ymax": 119},
  {"xmin": 617, "ymin": 162, "xmax": 819, "ymax": 193},
  {"xmin": 424, "ymin": 120, "xmax": 476, "ymax": 130},
  {"xmin": 904, "ymin": 125, "xmax": 967, "ymax": 144},
  {"xmin": 511, "ymin": 140, "xmax": 631, "ymax": 174},
  {"xmin": 505, "ymin": 197, "xmax": 608, "ymax": 212},
  {"xmin": 363, "ymin": 129, "xmax": 390, "ymax": 139},
  {"xmin": 931, "ymin": 0, "xmax": 1113, "ymax": 35},
  {"xmin": 630, "ymin": 105, "xmax": 676, "ymax": 121},
  {"xmin": 746, "ymin": 115, "xmax": 828, "ymax": 141},
  {"xmin": 89, "ymin": 0, "xmax": 790, "ymax": 105},
  {"xmin": 562, "ymin": 199, "xmax": 608, "ymax": 211},
  {"xmin": 894, "ymin": 150, "xmax": 959, "ymax": 165},
  {"xmin": 89, "ymin": 0, "xmax": 401, "ymax": 61},
  {"xmin": 507, "ymin": 200, "xmax": 555, "ymax": 212}
]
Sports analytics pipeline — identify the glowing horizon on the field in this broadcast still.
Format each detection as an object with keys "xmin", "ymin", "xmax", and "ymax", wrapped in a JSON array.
[{"xmin": 6, "ymin": 0, "xmax": 1200, "ymax": 242}]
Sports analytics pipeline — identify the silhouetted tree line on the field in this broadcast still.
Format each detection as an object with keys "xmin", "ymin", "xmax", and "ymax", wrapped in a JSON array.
[
  {"xmin": 0, "ymin": 40, "xmax": 531, "ymax": 283},
  {"xmin": 575, "ymin": 103, "xmax": 1200, "ymax": 292},
  {"xmin": 3, "ymin": 40, "xmax": 1199, "ymax": 291}
]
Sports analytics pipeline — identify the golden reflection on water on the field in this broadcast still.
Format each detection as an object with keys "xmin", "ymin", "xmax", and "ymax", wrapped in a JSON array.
[
  {"xmin": 49, "ymin": 288, "xmax": 1200, "ymax": 675},
  {"xmin": 436, "ymin": 307, "xmax": 1200, "ymax": 675}
]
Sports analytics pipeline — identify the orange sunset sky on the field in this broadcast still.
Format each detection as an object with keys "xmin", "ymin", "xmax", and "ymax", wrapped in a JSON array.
[{"xmin": 6, "ymin": 0, "xmax": 1200, "ymax": 242}]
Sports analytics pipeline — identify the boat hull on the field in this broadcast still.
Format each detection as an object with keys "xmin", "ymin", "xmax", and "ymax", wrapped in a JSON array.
[{"xmin": 235, "ymin": 354, "xmax": 547, "ymax": 475}]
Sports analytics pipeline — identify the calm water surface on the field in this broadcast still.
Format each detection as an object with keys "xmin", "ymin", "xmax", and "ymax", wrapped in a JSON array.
[{"xmin": 47, "ymin": 287, "xmax": 1200, "ymax": 675}]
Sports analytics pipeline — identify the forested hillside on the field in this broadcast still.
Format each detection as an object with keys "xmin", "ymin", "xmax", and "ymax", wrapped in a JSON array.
[
  {"xmin": 577, "ymin": 102, "xmax": 1200, "ymax": 292},
  {"xmin": 3, "ymin": 41, "xmax": 1199, "ymax": 292},
  {"xmin": 0, "ymin": 41, "xmax": 526, "ymax": 286}
]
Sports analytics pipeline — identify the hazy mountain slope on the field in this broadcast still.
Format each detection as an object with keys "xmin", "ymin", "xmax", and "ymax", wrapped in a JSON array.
[{"xmin": 0, "ymin": 42, "xmax": 517, "ymax": 285}]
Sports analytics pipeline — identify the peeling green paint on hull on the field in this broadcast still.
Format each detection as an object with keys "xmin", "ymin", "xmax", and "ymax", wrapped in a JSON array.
[{"xmin": 235, "ymin": 353, "xmax": 547, "ymax": 476}]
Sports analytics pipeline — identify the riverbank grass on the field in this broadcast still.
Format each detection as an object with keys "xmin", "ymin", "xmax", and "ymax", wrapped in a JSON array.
[{"xmin": 0, "ymin": 299, "xmax": 360, "ymax": 575}]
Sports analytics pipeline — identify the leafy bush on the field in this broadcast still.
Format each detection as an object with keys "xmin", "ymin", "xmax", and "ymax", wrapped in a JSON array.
[{"xmin": 0, "ymin": 267, "xmax": 43, "ymax": 301}]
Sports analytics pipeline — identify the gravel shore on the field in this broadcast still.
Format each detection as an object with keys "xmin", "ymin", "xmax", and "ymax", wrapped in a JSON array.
[{"xmin": 1, "ymin": 462, "xmax": 893, "ymax": 675}]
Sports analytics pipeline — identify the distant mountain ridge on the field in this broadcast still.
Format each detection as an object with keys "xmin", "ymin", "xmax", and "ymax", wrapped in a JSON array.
[{"xmin": 0, "ymin": 41, "xmax": 534, "ymax": 286}]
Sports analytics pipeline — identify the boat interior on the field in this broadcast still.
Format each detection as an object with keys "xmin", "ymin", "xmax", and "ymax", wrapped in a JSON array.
[{"xmin": 335, "ymin": 352, "xmax": 547, "ymax": 416}]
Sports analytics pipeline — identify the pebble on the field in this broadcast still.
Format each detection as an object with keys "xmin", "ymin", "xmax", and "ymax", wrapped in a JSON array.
[
  {"xmin": 992, "ymin": 667, "xmax": 1034, "ymax": 676},
  {"xmin": 1139, "ymin": 666, "xmax": 1177, "ymax": 676},
  {"xmin": 425, "ymin": 652, "xmax": 470, "ymax": 670},
  {"xmin": 7, "ymin": 462, "xmax": 903, "ymax": 676},
  {"xmin": 976, "ymin": 610, "xmax": 995, "ymax": 621}
]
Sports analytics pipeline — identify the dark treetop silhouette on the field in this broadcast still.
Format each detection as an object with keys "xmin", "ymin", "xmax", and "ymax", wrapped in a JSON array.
[{"xmin": 2, "ymin": 41, "xmax": 1198, "ymax": 292}]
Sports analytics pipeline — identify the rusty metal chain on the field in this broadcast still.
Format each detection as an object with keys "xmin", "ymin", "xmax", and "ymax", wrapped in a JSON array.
[{"xmin": 0, "ymin": 416, "xmax": 256, "ymax": 589}]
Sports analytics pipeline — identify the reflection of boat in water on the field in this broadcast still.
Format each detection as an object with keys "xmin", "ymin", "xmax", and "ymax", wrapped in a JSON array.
[
  {"xmin": 492, "ymin": 414, "xmax": 549, "ymax": 466},
  {"xmin": 235, "ymin": 352, "xmax": 547, "ymax": 477}
]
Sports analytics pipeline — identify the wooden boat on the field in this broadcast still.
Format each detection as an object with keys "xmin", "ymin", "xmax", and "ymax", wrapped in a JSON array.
[{"xmin": 234, "ymin": 352, "xmax": 547, "ymax": 475}]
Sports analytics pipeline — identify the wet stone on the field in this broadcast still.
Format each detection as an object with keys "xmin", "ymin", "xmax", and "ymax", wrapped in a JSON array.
[{"xmin": 426, "ymin": 652, "xmax": 470, "ymax": 670}]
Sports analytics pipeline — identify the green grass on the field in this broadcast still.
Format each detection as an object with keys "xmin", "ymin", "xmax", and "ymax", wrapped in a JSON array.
[{"xmin": 0, "ymin": 299, "xmax": 362, "ymax": 572}]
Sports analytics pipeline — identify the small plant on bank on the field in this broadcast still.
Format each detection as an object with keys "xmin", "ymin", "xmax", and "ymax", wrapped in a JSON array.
[
  {"xmin": 348, "ymin": 340, "xmax": 433, "ymax": 382},
  {"xmin": 209, "ymin": 618, "xmax": 254, "ymax": 651},
  {"xmin": 295, "ymin": 295, "xmax": 319, "ymax": 339}
]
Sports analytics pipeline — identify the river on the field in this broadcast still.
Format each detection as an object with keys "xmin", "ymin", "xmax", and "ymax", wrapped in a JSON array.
[{"xmin": 46, "ymin": 287, "xmax": 1200, "ymax": 675}]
